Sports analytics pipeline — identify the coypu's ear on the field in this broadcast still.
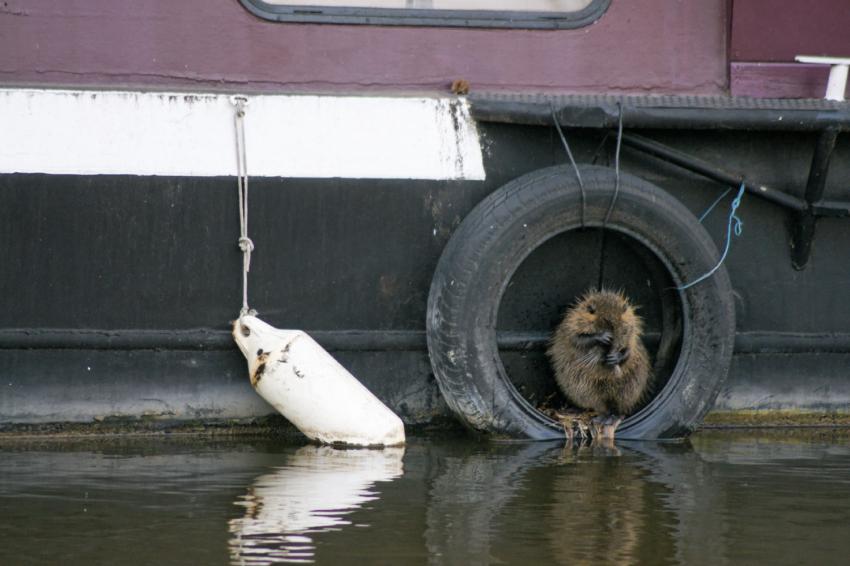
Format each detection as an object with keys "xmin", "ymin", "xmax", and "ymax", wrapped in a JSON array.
[
  {"xmin": 579, "ymin": 288, "xmax": 598, "ymax": 302},
  {"xmin": 569, "ymin": 291, "xmax": 590, "ymax": 310}
]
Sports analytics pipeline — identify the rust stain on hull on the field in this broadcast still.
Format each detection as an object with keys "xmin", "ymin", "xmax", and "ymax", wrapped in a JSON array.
[{"xmin": 251, "ymin": 350, "xmax": 270, "ymax": 387}]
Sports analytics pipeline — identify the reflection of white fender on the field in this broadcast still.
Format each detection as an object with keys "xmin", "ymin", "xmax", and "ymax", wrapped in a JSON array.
[
  {"xmin": 229, "ymin": 445, "xmax": 405, "ymax": 563},
  {"xmin": 233, "ymin": 316, "xmax": 406, "ymax": 447}
]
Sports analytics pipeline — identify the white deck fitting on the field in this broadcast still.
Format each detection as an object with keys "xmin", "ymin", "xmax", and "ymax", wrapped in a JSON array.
[
  {"xmin": 0, "ymin": 88, "xmax": 485, "ymax": 180},
  {"xmin": 795, "ymin": 55, "xmax": 850, "ymax": 101}
]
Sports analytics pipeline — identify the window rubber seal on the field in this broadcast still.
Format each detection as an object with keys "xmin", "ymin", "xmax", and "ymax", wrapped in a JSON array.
[{"xmin": 238, "ymin": 0, "xmax": 611, "ymax": 30}]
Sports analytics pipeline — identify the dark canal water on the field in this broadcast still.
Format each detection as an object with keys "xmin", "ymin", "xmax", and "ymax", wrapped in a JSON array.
[{"xmin": 1, "ymin": 430, "xmax": 849, "ymax": 565}]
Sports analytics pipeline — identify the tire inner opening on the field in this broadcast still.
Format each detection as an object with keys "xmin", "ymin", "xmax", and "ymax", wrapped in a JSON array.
[{"xmin": 496, "ymin": 228, "xmax": 684, "ymax": 420}]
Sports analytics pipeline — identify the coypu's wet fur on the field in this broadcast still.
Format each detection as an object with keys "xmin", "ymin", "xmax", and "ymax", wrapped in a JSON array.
[{"xmin": 548, "ymin": 290, "xmax": 651, "ymax": 416}]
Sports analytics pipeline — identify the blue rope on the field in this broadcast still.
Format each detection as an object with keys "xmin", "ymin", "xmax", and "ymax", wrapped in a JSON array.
[{"xmin": 677, "ymin": 182, "xmax": 745, "ymax": 291}]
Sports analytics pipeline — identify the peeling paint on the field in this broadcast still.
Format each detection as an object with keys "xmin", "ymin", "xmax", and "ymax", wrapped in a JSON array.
[{"xmin": 252, "ymin": 351, "xmax": 270, "ymax": 387}]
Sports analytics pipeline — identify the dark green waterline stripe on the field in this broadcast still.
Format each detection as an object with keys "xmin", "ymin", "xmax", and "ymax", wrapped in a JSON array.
[{"xmin": 2, "ymin": 329, "xmax": 850, "ymax": 354}]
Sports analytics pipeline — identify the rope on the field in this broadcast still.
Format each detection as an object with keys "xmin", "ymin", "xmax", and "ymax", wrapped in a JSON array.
[
  {"xmin": 551, "ymin": 106, "xmax": 586, "ymax": 227},
  {"xmin": 677, "ymin": 182, "xmax": 745, "ymax": 291},
  {"xmin": 597, "ymin": 103, "xmax": 624, "ymax": 291},
  {"xmin": 232, "ymin": 96, "xmax": 256, "ymax": 317}
]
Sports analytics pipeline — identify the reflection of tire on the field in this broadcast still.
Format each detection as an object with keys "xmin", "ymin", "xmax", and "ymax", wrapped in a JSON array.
[{"xmin": 426, "ymin": 165, "xmax": 735, "ymax": 440}]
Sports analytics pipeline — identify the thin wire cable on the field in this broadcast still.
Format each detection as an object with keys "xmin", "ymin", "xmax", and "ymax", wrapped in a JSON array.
[
  {"xmin": 233, "ymin": 96, "xmax": 255, "ymax": 317},
  {"xmin": 603, "ymin": 103, "xmax": 624, "ymax": 226},
  {"xmin": 698, "ymin": 187, "xmax": 732, "ymax": 222},
  {"xmin": 597, "ymin": 103, "xmax": 625, "ymax": 291},
  {"xmin": 590, "ymin": 132, "xmax": 611, "ymax": 165},
  {"xmin": 677, "ymin": 182, "xmax": 745, "ymax": 291},
  {"xmin": 551, "ymin": 106, "xmax": 586, "ymax": 227}
]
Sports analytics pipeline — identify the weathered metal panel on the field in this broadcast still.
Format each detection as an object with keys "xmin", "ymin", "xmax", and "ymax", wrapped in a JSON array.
[
  {"xmin": 730, "ymin": 63, "xmax": 848, "ymax": 100},
  {"xmin": 0, "ymin": 0, "xmax": 727, "ymax": 95},
  {"xmin": 0, "ymin": 348, "xmax": 445, "ymax": 425},
  {"xmin": 730, "ymin": 0, "xmax": 850, "ymax": 63},
  {"xmin": 729, "ymin": 1, "xmax": 850, "ymax": 99}
]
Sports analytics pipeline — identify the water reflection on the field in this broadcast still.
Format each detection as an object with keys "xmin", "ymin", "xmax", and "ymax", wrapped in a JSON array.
[
  {"xmin": 2, "ymin": 433, "xmax": 850, "ymax": 565},
  {"xmin": 547, "ymin": 445, "xmax": 653, "ymax": 564},
  {"xmin": 424, "ymin": 442, "xmax": 557, "ymax": 564},
  {"xmin": 631, "ymin": 442, "xmax": 730, "ymax": 565},
  {"xmin": 222, "ymin": 439, "xmax": 731, "ymax": 565},
  {"xmin": 425, "ymin": 440, "xmax": 707, "ymax": 565},
  {"xmin": 228, "ymin": 445, "xmax": 405, "ymax": 565}
]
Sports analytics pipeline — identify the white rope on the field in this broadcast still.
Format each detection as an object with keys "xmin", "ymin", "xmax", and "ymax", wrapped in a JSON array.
[{"xmin": 232, "ymin": 96, "xmax": 255, "ymax": 317}]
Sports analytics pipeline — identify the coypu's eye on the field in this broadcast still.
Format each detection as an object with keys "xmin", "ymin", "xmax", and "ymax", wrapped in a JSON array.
[
  {"xmin": 240, "ymin": 325, "xmax": 251, "ymax": 337},
  {"xmin": 586, "ymin": 305, "xmax": 596, "ymax": 314}
]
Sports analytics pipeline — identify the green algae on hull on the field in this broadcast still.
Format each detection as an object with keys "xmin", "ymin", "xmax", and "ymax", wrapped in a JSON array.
[{"xmin": 703, "ymin": 409, "xmax": 850, "ymax": 428}]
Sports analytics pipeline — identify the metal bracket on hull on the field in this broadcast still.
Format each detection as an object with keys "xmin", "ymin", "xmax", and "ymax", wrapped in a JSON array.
[
  {"xmin": 619, "ymin": 133, "xmax": 807, "ymax": 212},
  {"xmin": 790, "ymin": 128, "xmax": 840, "ymax": 269},
  {"xmin": 619, "ymin": 132, "xmax": 846, "ymax": 270}
]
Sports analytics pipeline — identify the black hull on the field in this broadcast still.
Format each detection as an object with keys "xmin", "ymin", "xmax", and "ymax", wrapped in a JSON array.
[{"xmin": 3, "ymin": 123, "xmax": 850, "ymax": 426}]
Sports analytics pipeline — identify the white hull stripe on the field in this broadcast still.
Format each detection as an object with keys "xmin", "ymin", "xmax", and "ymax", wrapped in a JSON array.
[{"xmin": 0, "ymin": 89, "xmax": 485, "ymax": 180}]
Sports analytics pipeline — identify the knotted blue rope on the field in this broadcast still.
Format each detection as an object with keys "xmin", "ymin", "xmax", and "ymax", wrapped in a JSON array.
[{"xmin": 677, "ymin": 182, "xmax": 745, "ymax": 291}]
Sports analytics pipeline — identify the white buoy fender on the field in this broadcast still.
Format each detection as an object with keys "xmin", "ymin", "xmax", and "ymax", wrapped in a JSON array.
[{"xmin": 233, "ymin": 315, "xmax": 406, "ymax": 447}]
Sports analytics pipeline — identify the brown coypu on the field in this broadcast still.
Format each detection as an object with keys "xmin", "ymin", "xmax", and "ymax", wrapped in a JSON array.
[{"xmin": 547, "ymin": 290, "xmax": 651, "ymax": 437}]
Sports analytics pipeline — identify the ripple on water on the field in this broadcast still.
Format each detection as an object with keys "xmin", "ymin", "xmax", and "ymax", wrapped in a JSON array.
[{"xmin": 1, "ymin": 431, "xmax": 850, "ymax": 565}]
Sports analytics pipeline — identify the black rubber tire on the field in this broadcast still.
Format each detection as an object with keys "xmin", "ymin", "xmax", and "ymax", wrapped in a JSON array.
[{"xmin": 426, "ymin": 165, "xmax": 735, "ymax": 440}]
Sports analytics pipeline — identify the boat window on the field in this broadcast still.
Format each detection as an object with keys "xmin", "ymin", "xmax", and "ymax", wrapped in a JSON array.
[{"xmin": 239, "ymin": 0, "xmax": 609, "ymax": 29}]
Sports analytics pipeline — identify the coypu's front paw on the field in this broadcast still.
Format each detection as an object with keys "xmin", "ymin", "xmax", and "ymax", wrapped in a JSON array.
[
  {"xmin": 553, "ymin": 409, "xmax": 598, "ymax": 441},
  {"xmin": 604, "ymin": 347, "xmax": 630, "ymax": 367},
  {"xmin": 595, "ymin": 331, "xmax": 613, "ymax": 347},
  {"xmin": 575, "ymin": 331, "xmax": 613, "ymax": 349},
  {"xmin": 602, "ymin": 415, "xmax": 623, "ymax": 439},
  {"xmin": 590, "ymin": 415, "xmax": 623, "ymax": 440}
]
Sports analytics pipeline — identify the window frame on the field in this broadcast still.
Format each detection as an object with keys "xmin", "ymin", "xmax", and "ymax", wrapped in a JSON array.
[{"xmin": 238, "ymin": 0, "xmax": 611, "ymax": 30}]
